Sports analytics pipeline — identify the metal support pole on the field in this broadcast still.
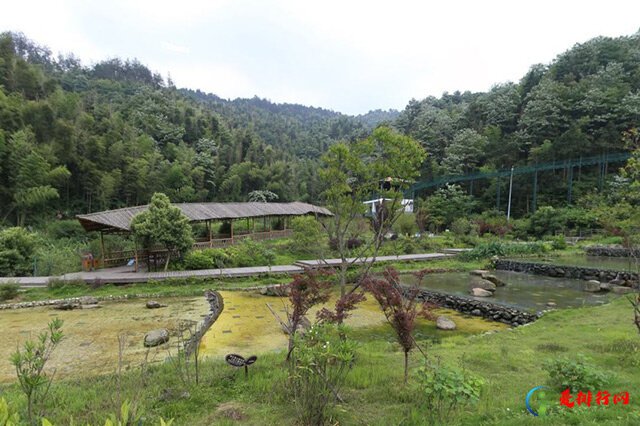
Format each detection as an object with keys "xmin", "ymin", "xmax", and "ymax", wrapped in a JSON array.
[
  {"xmin": 532, "ymin": 171, "xmax": 538, "ymax": 213},
  {"xmin": 507, "ymin": 166, "xmax": 514, "ymax": 222}
]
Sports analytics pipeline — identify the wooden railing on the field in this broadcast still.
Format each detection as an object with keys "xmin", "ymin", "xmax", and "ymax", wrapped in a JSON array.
[{"xmin": 192, "ymin": 229, "xmax": 293, "ymax": 249}]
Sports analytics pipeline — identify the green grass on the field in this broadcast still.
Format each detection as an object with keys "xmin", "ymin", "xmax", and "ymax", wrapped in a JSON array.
[{"xmin": 2, "ymin": 294, "xmax": 639, "ymax": 425}]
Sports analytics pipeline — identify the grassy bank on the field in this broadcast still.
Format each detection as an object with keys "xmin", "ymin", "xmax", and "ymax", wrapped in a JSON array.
[{"xmin": 1, "ymin": 296, "xmax": 638, "ymax": 425}]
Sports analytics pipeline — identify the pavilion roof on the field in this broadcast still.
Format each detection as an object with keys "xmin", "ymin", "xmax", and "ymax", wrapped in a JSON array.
[{"xmin": 76, "ymin": 201, "xmax": 332, "ymax": 233}]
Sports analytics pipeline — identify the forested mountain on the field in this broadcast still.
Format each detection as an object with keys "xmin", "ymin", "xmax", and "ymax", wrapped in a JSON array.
[
  {"xmin": 1, "ymin": 30, "xmax": 639, "ymax": 226},
  {"xmin": 181, "ymin": 89, "xmax": 372, "ymax": 158},
  {"xmin": 395, "ymin": 31, "xmax": 640, "ymax": 211},
  {"xmin": 0, "ymin": 32, "xmax": 385, "ymax": 226}
]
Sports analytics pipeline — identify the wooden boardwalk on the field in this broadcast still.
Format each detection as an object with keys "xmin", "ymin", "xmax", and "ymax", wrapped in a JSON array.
[{"xmin": 0, "ymin": 252, "xmax": 455, "ymax": 288}]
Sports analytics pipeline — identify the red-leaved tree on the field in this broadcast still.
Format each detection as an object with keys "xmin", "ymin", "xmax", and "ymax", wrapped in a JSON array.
[
  {"xmin": 363, "ymin": 267, "xmax": 435, "ymax": 383},
  {"xmin": 268, "ymin": 268, "xmax": 333, "ymax": 361}
]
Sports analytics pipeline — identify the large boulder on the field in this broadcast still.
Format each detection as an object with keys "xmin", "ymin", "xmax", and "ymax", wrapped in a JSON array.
[
  {"xmin": 146, "ymin": 300, "xmax": 167, "ymax": 309},
  {"xmin": 470, "ymin": 278, "xmax": 496, "ymax": 292},
  {"xmin": 611, "ymin": 285, "xmax": 635, "ymax": 295},
  {"xmin": 470, "ymin": 288, "xmax": 493, "ymax": 297},
  {"xmin": 436, "ymin": 316, "xmax": 456, "ymax": 331},
  {"xmin": 583, "ymin": 280, "xmax": 601, "ymax": 292},
  {"xmin": 482, "ymin": 274, "xmax": 506, "ymax": 287},
  {"xmin": 260, "ymin": 285, "xmax": 290, "ymax": 297},
  {"xmin": 470, "ymin": 270, "xmax": 489, "ymax": 277},
  {"xmin": 144, "ymin": 329, "xmax": 169, "ymax": 347}
]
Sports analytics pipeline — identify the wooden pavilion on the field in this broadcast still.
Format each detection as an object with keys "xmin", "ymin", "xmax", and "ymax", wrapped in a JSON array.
[{"xmin": 76, "ymin": 201, "xmax": 332, "ymax": 268}]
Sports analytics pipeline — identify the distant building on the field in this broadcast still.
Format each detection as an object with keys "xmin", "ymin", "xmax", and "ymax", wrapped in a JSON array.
[{"xmin": 364, "ymin": 177, "xmax": 414, "ymax": 216}]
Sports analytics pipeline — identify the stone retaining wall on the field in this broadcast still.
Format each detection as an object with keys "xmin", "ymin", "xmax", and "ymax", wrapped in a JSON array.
[
  {"xmin": 185, "ymin": 290, "xmax": 224, "ymax": 357},
  {"xmin": 403, "ymin": 286, "xmax": 540, "ymax": 327},
  {"xmin": 495, "ymin": 259, "xmax": 639, "ymax": 287},
  {"xmin": 586, "ymin": 246, "xmax": 640, "ymax": 258}
]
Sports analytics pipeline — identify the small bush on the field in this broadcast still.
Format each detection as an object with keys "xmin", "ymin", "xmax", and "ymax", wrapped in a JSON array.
[
  {"xmin": 393, "ymin": 213, "xmax": 419, "ymax": 236},
  {"xmin": 183, "ymin": 250, "xmax": 214, "ymax": 270},
  {"xmin": 228, "ymin": 239, "xmax": 275, "ymax": 267},
  {"xmin": 44, "ymin": 220, "xmax": 87, "ymax": 240},
  {"xmin": 0, "ymin": 283, "xmax": 20, "ymax": 301},
  {"xmin": 543, "ymin": 355, "xmax": 610, "ymax": 392},
  {"xmin": 545, "ymin": 235, "xmax": 567, "ymax": 250},
  {"xmin": 290, "ymin": 216, "xmax": 326, "ymax": 255},
  {"xmin": 415, "ymin": 359, "xmax": 484, "ymax": 423},
  {"xmin": 289, "ymin": 323, "xmax": 356, "ymax": 425},
  {"xmin": 0, "ymin": 227, "xmax": 37, "ymax": 277},
  {"xmin": 461, "ymin": 240, "xmax": 548, "ymax": 260}
]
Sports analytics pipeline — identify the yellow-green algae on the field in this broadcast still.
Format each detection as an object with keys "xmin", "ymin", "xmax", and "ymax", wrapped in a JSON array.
[
  {"xmin": 0, "ymin": 290, "xmax": 507, "ymax": 383},
  {"xmin": 199, "ymin": 290, "xmax": 508, "ymax": 359},
  {"xmin": 0, "ymin": 297, "xmax": 208, "ymax": 383}
]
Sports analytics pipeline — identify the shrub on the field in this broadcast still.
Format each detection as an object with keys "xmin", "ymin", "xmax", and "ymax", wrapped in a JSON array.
[
  {"xmin": 545, "ymin": 235, "xmax": 567, "ymax": 250},
  {"xmin": 290, "ymin": 216, "xmax": 326, "ymax": 255},
  {"xmin": 182, "ymin": 250, "xmax": 214, "ymax": 270},
  {"xmin": 11, "ymin": 318, "xmax": 64, "ymax": 424},
  {"xmin": 0, "ymin": 227, "xmax": 37, "ymax": 277},
  {"xmin": 476, "ymin": 215, "xmax": 511, "ymax": 237},
  {"xmin": 393, "ymin": 213, "xmax": 419, "ymax": 236},
  {"xmin": 415, "ymin": 359, "xmax": 484, "ymax": 423},
  {"xmin": 450, "ymin": 217, "xmax": 473, "ymax": 236},
  {"xmin": 543, "ymin": 355, "xmax": 610, "ymax": 392},
  {"xmin": 329, "ymin": 237, "xmax": 363, "ymax": 251},
  {"xmin": 289, "ymin": 323, "xmax": 356, "ymax": 425},
  {"xmin": 461, "ymin": 240, "xmax": 548, "ymax": 260},
  {"xmin": 0, "ymin": 283, "xmax": 19, "ymax": 301},
  {"xmin": 183, "ymin": 248, "xmax": 230, "ymax": 270},
  {"xmin": 44, "ymin": 220, "xmax": 87, "ymax": 240},
  {"xmin": 228, "ymin": 239, "xmax": 275, "ymax": 267}
]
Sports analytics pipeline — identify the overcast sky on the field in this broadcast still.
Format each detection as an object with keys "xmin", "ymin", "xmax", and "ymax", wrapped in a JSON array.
[{"xmin": 1, "ymin": 0, "xmax": 639, "ymax": 114}]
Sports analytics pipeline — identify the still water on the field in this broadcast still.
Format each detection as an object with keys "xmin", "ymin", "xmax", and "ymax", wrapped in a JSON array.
[{"xmin": 402, "ymin": 271, "xmax": 612, "ymax": 312}]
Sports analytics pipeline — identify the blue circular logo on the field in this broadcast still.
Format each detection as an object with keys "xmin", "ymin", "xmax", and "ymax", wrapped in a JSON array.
[{"xmin": 526, "ymin": 386, "xmax": 551, "ymax": 416}]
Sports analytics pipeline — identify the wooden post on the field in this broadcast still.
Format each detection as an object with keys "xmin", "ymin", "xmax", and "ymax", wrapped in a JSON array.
[
  {"xmin": 208, "ymin": 220, "xmax": 212, "ymax": 248},
  {"xmin": 230, "ymin": 220, "xmax": 234, "ymax": 243},
  {"xmin": 100, "ymin": 231, "xmax": 105, "ymax": 269}
]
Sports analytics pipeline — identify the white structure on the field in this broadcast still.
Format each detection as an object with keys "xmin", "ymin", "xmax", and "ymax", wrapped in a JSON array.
[{"xmin": 364, "ymin": 198, "xmax": 414, "ymax": 215}]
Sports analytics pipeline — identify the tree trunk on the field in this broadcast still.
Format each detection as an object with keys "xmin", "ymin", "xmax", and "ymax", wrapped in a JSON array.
[
  {"xmin": 404, "ymin": 350, "xmax": 409, "ymax": 384},
  {"xmin": 164, "ymin": 251, "xmax": 171, "ymax": 271},
  {"xmin": 340, "ymin": 260, "xmax": 347, "ymax": 297}
]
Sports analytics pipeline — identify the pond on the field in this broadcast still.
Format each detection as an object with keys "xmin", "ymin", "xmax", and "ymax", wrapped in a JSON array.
[
  {"xmin": 402, "ymin": 271, "xmax": 613, "ymax": 311},
  {"xmin": 0, "ymin": 290, "xmax": 505, "ymax": 383},
  {"xmin": 198, "ymin": 289, "xmax": 504, "ymax": 358},
  {"xmin": 0, "ymin": 297, "xmax": 208, "ymax": 383}
]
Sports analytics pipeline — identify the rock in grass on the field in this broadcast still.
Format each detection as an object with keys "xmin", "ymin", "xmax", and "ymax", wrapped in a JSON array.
[
  {"xmin": 144, "ymin": 329, "xmax": 169, "ymax": 347},
  {"xmin": 436, "ymin": 316, "xmax": 456, "ymax": 330},
  {"xmin": 470, "ymin": 288, "xmax": 493, "ymax": 297}
]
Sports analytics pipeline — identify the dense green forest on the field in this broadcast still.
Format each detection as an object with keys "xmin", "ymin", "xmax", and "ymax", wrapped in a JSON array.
[
  {"xmin": 0, "ymin": 32, "xmax": 387, "ymax": 226},
  {"xmin": 398, "ymin": 32, "xmax": 640, "ymax": 214},
  {"xmin": 0, "ymin": 30, "xmax": 639, "ymax": 227}
]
